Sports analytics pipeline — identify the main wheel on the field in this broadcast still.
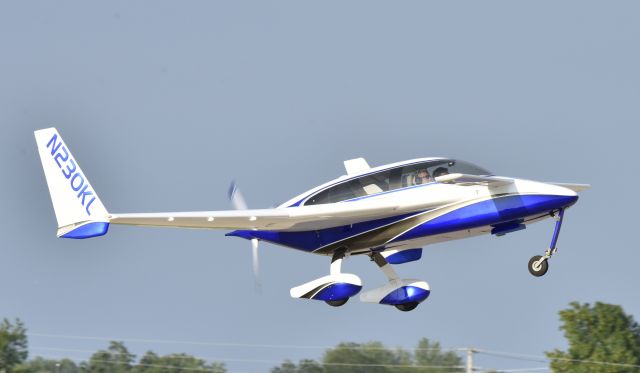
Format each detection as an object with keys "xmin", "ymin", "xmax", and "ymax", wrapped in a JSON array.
[
  {"xmin": 326, "ymin": 298, "xmax": 349, "ymax": 307},
  {"xmin": 395, "ymin": 301, "xmax": 420, "ymax": 312},
  {"xmin": 528, "ymin": 255, "xmax": 549, "ymax": 277}
]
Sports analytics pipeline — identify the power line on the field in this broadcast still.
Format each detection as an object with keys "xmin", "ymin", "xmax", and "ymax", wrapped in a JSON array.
[
  {"xmin": 29, "ymin": 332, "xmax": 640, "ymax": 371},
  {"xmin": 28, "ymin": 332, "xmax": 465, "ymax": 352},
  {"xmin": 476, "ymin": 349, "xmax": 640, "ymax": 370},
  {"xmin": 35, "ymin": 351, "xmax": 548, "ymax": 373}
]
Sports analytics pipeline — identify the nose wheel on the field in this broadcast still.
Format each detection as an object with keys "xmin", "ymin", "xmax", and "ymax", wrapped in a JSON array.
[
  {"xmin": 528, "ymin": 209, "xmax": 564, "ymax": 277},
  {"xmin": 528, "ymin": 253, "xmax": 550, "ymax": 277}
]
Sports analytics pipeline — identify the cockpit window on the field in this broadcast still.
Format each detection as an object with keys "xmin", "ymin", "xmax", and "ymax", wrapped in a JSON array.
[
  {"xmin": 438, "ymin": 159, "xmax": 490, "ymax": 176},
  {"xmin": 304, "ymin": 159, "xmax": 490, "ymax": 205},
  {"xmin": 401, "ymin": 159, "xmax": 490, "ymax": 187}
]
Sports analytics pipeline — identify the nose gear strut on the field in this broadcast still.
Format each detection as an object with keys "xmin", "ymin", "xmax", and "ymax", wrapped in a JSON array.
[{"xmin": 528, "ymin": 209, "xmax": 564, "ymax": 277}]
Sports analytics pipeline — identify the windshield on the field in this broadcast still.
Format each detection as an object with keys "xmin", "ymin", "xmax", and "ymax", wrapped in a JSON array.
[{"xmin": 304, "ymin": 159, "xmax": 491, "ymax": 206}]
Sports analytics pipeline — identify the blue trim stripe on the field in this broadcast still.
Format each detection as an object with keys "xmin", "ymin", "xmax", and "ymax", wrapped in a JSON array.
[
  {"xmin": 312, "ymin": 283, "xmax": 362, "ymax": 301},
  {"xmin": 227, "ymin": 210, "xmax": 426, "ymax": 252},
  {"xmin": 380, "ymin": 286, "xmax": 430, "ymax": 305},
  {"xmin": 61, "ymin": 222, "xmax": 109, "ymax": 239},
  {"xmin": 228, "ymin": 194, "xmax": 577, "ymax": 254},
  {"xmin": 393, "ymin": 194, "xmax": 577, "ymax": 243}
]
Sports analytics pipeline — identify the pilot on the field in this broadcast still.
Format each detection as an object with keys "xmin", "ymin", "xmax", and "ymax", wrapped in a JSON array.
[
  {"xmin": 433, "ymin": 167, "xmax": 449, "ymax": 178},
  {"xmin": 413, "ymin": 169, "xmax": 433, "ymax": 185}
]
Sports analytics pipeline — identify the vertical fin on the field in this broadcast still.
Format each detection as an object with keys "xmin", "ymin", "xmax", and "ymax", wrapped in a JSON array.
[{"xmin": 34, "ymin": 128, "xmax": 109, "ymax": 238}]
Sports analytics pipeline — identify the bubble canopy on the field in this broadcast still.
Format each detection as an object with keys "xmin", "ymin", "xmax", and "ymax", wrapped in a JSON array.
[{"xmin": 304, "ymin": 159, "xmax": 491, "ymax": 206}]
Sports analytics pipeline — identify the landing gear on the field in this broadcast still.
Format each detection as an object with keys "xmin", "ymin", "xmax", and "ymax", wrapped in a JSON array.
[
  {"xmin": 528, "ymin": 255, "xmax": 549, "ymax": 277},
  {"xmin": 528, "ymin": 209, "xmax": 564, "ymax": 277},
  {"xmin": 360, "ymin": 252, "xmax": 430, "ymax": 312},
  {"xmin": 323, "ymin": 249, "xmax": 354, "ymax": 307},
  {"xmin": 289, "ymin": 248, "xmax": 363, "ymax": 305}
]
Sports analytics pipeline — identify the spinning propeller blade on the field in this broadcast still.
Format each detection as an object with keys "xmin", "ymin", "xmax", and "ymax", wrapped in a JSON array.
[
  {"xmin": 251, "ymin": 238, "xmax": 262, "ymax": 292},
  {"xmin": 228, "ymin": 180, "xmax": 248, "ymax": 210},
  {"xmin": 229, "ymin": 181, "xmax": 261, "ymax": 292}
]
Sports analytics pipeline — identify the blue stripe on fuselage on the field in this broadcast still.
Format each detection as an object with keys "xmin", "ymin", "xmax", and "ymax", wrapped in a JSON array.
[
  {"xmin": 391, "ymin": 194, "xmax": 578, "ymax": 243},
  {"xmin": 228, "ymin": 194, "xmax": 578, "ymax": 253},
  {"xmin": 226, "ymin": 211, "xmax": 425, "ymax": 252}
]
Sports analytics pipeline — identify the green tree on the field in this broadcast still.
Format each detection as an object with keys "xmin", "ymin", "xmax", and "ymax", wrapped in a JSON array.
[
  {"xmin": 322, "ymin": 341, "xmax": 410, "ymax": 373},
  {"xmin": 414, "ymin": 338, "xmax": 463, "ymax": 372},
  {"xmin": 17, "ymin": 357, "xmax": 78, "ymax": 373},
  {"xmin": 271, "ymin": 360, "xmax": 298, "ymax": 373},
  {"xmin": 272, "ymin": 338, "xmax": 465, "ymax": 373},
  {"xmin": 297, "ymin": 359, "xmax": 323, "ymax": 373},
  {"xmin": 133, "ymin": 351, "xmax": 225, "ymax": 373},
  {"xmin": 546, "ymin": 302, "xmax": 640, "ymax": 372},
  {"xmin": 81, "ymin": 341, "xmax": 135, "ymax": 373},
  {"xmin": 271, "ymin": 359, "xmax": 322, "ymax": 373},
  {"xmin": 0, "ymin": 318, "xmax": 28, "ymax": 373}
]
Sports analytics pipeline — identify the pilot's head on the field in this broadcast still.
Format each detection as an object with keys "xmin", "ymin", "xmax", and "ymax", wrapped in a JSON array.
[
  {"xmin": 415, "ymin": 169, "xmax": 432, "ymax": 184},
  {"xmin": 433, "ymin": 167, "xmax": 449, "ymax": 178}
]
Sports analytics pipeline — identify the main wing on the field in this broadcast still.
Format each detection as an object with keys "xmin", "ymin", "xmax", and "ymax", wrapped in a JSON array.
[
  {"xmin": 36, "ymin": 127, "xmax": 409, "ymax": 238},
  {"xmin": 109, "ymin": 201, "xmax": 401, "ymax": 232}
]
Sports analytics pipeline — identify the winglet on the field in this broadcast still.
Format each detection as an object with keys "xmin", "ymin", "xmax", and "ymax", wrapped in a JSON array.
[
  {"xmin": 344, "ymin": 158, "xmax": 371, "ymax": 175},
  {"xmin": 546, "ymin": 182, "xmax": 591, "ymax": 192},
  {"xmin": 34, "ymin": 128, "xmax": 109, "ymax": 239}
]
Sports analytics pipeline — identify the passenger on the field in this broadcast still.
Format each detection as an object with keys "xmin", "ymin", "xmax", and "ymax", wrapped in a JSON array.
[
  {"xmin": 413, "ymin": 169, "xmax": 433, "ymax": 185},
  {"xmin": 433, "ymin": 167, "xmax": 449, "ymax": 178}
]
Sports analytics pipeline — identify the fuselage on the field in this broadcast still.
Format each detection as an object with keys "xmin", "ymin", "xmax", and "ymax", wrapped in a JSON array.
[
  {"xmin": 228, "ymin": 158, "xmax": 579, "ymax": 256},
  {"xmin": 38, "ymin": 128, "xmax": 585, "ymax": 308}
]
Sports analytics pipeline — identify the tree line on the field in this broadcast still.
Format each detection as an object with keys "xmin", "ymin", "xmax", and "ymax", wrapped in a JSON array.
[{"xmin": 1, "ymin": 302, "xmax": 640, "ymax": 372}]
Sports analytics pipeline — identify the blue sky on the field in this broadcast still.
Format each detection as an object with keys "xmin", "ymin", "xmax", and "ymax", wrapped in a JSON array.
[{"xmin": 1, "ymin": 1, "xmax": 639, "ymax": 372}]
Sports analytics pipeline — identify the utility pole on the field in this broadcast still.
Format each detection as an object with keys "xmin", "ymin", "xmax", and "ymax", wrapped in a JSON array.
[{"xmin": 466, "ymin": 347, "xmax": 475, "ymax": 373}]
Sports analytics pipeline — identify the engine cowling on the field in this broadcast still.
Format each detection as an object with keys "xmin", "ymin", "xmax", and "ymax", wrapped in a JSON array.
[
  {"xmin": 359, "ymin": 279, "xmax": 430, "ymax": 305},
  {"xmin": 290, "ymin": 273, "xmax": 362, "ymax": 302}
]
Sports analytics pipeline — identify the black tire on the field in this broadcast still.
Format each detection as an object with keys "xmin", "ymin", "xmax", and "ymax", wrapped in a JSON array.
[
  {"xmin": 395, "ymin": 301, "xmax": 420, "ymax": 312},
  {"xmin": 528, "ymin": 255, "xmax": 549, "ymax": 277},
  {"xmin": 326, "ymin": 298, "xmax": 349, "ymax": 307}
]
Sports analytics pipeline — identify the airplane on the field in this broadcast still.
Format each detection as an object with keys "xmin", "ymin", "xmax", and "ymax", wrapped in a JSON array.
[{"xmin": 34, "ymin": 127, "xmax": 589, "ymax": 312}]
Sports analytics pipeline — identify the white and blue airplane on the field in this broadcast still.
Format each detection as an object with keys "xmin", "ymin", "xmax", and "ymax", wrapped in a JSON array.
[{"xmin": 35, "ymin": 128, "xmax": 589, "ymax": 311}]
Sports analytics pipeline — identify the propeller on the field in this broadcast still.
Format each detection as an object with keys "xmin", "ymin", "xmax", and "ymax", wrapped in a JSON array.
[
  {"xmin": 228, "ymin": 181, "xmax": 262, "ymax": 292},
  {"xmin": 228, "ymin": 180, "xmax": 248, "ymax": 210},
  {"xmin": 251, "ymin": 238, "xmax": 260, "ymax": 280}
]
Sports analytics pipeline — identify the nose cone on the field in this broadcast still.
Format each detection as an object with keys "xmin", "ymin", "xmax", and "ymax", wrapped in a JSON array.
[
  {"xmin": 516, "ymin": 181, "xmax": 581, "ymax": 214},
  {"xmin": 557, "ymin": 193, "xmax": 579, "ymax": 208},
  {"xmin": 546, "ymin": 184, "xmax": 579, "ymax": 209}
]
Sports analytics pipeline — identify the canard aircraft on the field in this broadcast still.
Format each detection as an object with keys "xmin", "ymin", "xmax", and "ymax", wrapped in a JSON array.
[{"xmin": 35, "ymin": 128, "xmax": 589, "ymax": 311}]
